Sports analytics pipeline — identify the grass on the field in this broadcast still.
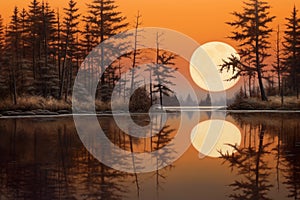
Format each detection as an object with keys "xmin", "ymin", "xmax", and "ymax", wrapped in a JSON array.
[
  {"xmin": 0, "ymin": 96, "xmax": 70, "ymax": 111},
  {"xmin": 0, "ymin": 96, "xmax": 113, "ymax": 112},
  {"xmin": 229, "ymin": 96, "xmax": 300, "ymax": 110}
]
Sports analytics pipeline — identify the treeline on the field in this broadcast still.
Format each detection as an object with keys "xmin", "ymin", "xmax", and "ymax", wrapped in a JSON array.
[
  {"xmin": 0, "ymin": 0, "xmax": 130, "ymax": 104},
  {"xmin": 1, "ymin": 0, "xmax": 300, "ymax": 106},
  {"xmin": 221, "ymin": 0, "xmax": 300, "ymax": 102},
  {"xmin": 0, "ymin": 0, "xmax": 178, "ymax": 108}
]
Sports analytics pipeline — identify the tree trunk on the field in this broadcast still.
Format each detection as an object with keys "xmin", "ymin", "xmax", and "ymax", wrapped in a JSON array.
[
  {"xmin": 57, "ymin": 12, "xmax": 62, "ymax": 83},
  {"xmin": 64, "ymin": 64, "xmax": 69, "ymax": 101},
  {"xmin": 60, "ymin": 56, "xmax": 67, "ymax": 99},
  {"xmin": 60, "ymin": 25, "xmax": 70, "ymax": 100},
  {"xmin": 248, "ymin": 75, "xmax": 252, "ymax": 97},
  {"xmin": 149, "ymin": 69, "xmax": 153, "ymax": 106},
  {"xmin": 11, "ymin": 66, "xmax": 18, "ymax": 105},
  {"xmin": 255, "ymin": 1, "xmax": 268, "ymax": 101},
  {"xmin": 280, "ymin": 77, "xmax": 284, "ymax": 106},
  {"xmin": 99, "ymin": 0, "xmax": 105, "ymax": 94},
  {"xmin": 130, "ymin": 12, "xmax": 140, "ymax": 95},
  {"xmin": 43, "ymin": 14, "xmax": 49, "ymax": 97},
  {"xmin": 255, "ymin": 124, "xmax": 266, "ymax": 196}
]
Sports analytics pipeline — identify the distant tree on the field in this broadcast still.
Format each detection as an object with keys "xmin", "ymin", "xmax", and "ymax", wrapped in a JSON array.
[
  {"xmin": 283, "ymin": 6, "xmax": 300, "ymax": 98},
  {"xmin": 204, "ymin": 94, "xmax": 211, "ymax": 106},
  {"xmin": 60, "ymin": 0, "xmax": 80, "ymax": 100},
  {"xmin": 199, "ymin": 94, "xmax": 212, "ymax": 106},
  {"xmin": 153, "ymin": 33, "xmax": 177, "ymax": 107},
  {"xmin": 223, "ymin": 0, "xmax": 275, "ymax": 101}
]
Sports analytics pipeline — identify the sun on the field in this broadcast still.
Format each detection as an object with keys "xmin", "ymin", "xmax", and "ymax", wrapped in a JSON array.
[
  {"xmin": 190, "ymin": 41, "xmax": 240, "ymax": 92},
  {"xmin": 190, "ymin": 120, "xmax": 241, "ymax": 158}
]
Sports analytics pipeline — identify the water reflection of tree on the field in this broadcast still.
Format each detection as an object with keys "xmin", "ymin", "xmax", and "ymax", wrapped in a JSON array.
[
  {"xmin": 221, "ymin": 123, "xmax": 273, "ymax": 200},
  {"xmin": 227, "ymin": 113, "xmax": 300, "ymax": 200},
  {"xmin": 101, "ymin": 113, "xmax": 177, "ymax": 198},
  {"xmin": 152, "ymin": 117, "xmax": 176, "ymax": 198},
  {"xmin": 0, "ymin": 115, "xmax": 180, "ymax": 199},
  {"xmin": 0, "ymin": 118, "xmax": 127, "ymax": 200},
  {"xmin": 280, "ymin": 118, "xmax": 300, "ymax": 200}
]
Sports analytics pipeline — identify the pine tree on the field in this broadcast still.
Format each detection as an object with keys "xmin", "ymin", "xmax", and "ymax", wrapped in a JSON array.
[
  {"xmin": 27, "ymin": 0, "xmax": 43, "ymax": 80},
  {"xmin": 18, "ymin": 8, "xmax": 35, "ymax": 95},
  {"xmin": 6, "ymin": 7, "xmax": 22, "ymax": 104},
  {"xmin": 84, "ymin": 0, "xmax": 128, "ymax": 101},
  {"xmin": 85, "ymin": 0, "xmax": 128, "ymax": 44},
  {"xmin": 80, "ymin": 22, "xmax": 97, "ymax": 92},
  {"xmin": 0, "ymin": 14, "xmax": 9, "ymax": 98},
  {"xmin": 283, "ymin": 6, "xmax": 300, "ymax": 98},
  {"xmin": 60, "ymin": 0, "xmax": 80, "ymax": 100},
  {"xmin": 0, "ymin": 15, "xmax": 4, "ymax": 51},
  {"xmin": 153, "ymin": 33, "xmax": 177, "ymax": 107},
  {"xmin": 225, "ymin": 0, "xmax": 275, "ymax": 101},
  {"xmin": 54, "ymin": 10, "xmax": 62, "ymax": 82},
  {"xmin": 36, "ymin": 2, "xmax": 59, "ymax": 97}
]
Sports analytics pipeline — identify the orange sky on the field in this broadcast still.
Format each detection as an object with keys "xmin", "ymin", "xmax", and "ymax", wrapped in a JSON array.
[
  {"xmin": 1, "ymin": 0, "xmax": 299, "ymax": 97},
  {"xmin": 1, "ymin": 0, "xmax": 300, "ymax": 49}
]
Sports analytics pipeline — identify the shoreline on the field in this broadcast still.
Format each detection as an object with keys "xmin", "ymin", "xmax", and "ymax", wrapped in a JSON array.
[{"xmin": 1, "ymin": 109, "xmax": 300, "ymax": 119}]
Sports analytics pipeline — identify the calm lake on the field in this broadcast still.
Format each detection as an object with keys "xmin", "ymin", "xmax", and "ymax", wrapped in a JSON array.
[{"xmin": 0, "ymin": 112, "xmax": 299, "ymax": 200}]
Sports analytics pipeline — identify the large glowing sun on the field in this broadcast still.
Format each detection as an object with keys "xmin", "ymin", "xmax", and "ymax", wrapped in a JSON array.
[{"xmin": 190, "ymin": 41, "xmax": 240, "ymax": 92}]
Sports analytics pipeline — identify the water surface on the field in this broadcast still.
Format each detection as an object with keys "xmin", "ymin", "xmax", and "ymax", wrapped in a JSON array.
[{"xmin": 0, "ymin": 112, "xmax": 299, "ymax": 200}]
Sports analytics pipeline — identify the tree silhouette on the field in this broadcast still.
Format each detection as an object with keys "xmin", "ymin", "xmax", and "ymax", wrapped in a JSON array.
[
  {"xmin": 6, "ymin": 7, "xmax": 22, "ymax": 105},
  {"xmin": 129, "ymin": 11, "xmax": 142, "ymax": 95},
  {"xmin": 27, "ymin": 0, "xmax": 43, "ymax": 81},
  {"xmin": 84, "ymin": 0, "xmax": 128, "ymax": 101},
  {"xmin": 0, "ymin": 14, "xmax": 9, "ymax": 98},
  {"xmin": 60, "ymin": 0, "xmax": 80, "ymax": 100},
  {"xmin": 224, "ymin": 0, "xmax": 275, "ymax": 101},
  {"xmin": 271, "ymin": 26, "xmax": 287, "ymax": 105},
  {"xmin": 283, "ymin": 6, "xmax": 300, "ymax": 99},
  {"xmin": 280, "ymin": 119, "xmax": 300, "ymax": 200},
  {"xmin": 199, "ymin": 94, "xmax": 211, "ymax": 106},
  {"xmin": 37, "ymin": 2, "xmax": 59, "ymax": 97},
  {"xmin": 153, "ymin": 33, "xmax": 177, "ymax": 107}
]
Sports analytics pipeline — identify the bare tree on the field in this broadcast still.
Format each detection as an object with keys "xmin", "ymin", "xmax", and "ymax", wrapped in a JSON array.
[
  {"xmin": 272, "ymin": 25, "xmax": 286, "ymax": 105},
  {"xmin": 130, "ymin": 11, "xmax": 142, "ymax": 94}
]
